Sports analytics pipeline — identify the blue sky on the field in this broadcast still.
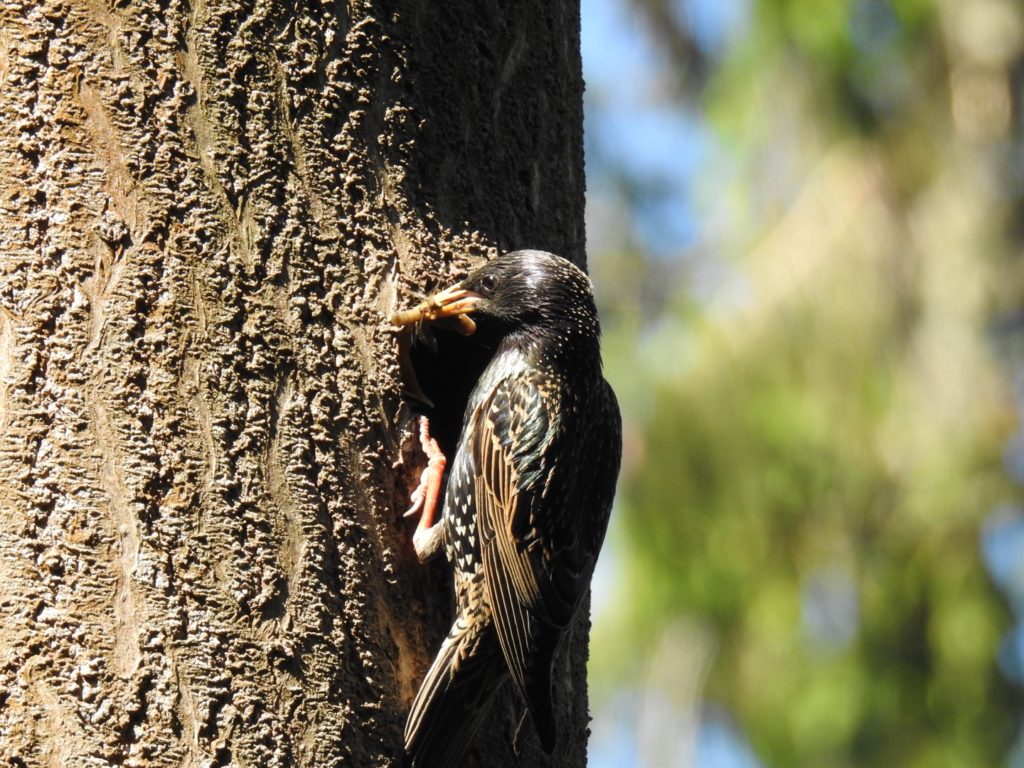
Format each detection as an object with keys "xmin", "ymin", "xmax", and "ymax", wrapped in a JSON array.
[{"xmin": 582, "ymin": 0, "xmax": 750, "ymax": 259}]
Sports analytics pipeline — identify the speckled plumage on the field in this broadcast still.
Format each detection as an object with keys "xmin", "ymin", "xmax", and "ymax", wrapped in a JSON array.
[{"xmin": 401, "ymin": 250, "xmax": 622, "ymax": 768}]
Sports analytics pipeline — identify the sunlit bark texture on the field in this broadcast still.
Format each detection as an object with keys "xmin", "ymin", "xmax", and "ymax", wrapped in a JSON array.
[{"xmin": 0, "ymin": 1, "xmax": 588, "ymax": 765}]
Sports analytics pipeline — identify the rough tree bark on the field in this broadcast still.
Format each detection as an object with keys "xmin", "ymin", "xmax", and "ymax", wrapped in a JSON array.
[{"xmin": 0, "ymin": 1, "xmax": 590, "ymax": 766}]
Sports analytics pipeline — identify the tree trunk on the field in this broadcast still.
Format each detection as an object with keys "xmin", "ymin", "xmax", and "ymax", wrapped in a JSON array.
[{"xmin": 0, "ymin": 1, "xmax": 589, "ymax": 766}]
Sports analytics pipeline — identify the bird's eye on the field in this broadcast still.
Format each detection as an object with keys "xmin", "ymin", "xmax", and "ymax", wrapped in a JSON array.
[{"xmin": 480, "ymin": 274, "xmax": 499, "ymax": 293}]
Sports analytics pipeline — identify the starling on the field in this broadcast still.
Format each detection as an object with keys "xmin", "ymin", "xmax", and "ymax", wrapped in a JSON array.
[{"xmin": 392, "ymin": 250, "xmax": 622, "ymax": 768}]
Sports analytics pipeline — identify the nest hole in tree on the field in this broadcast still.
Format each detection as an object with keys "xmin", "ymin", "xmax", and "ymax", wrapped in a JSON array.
[{"xmin": 397, "ymin": 320, "xmax": 496, "ymax": 462}]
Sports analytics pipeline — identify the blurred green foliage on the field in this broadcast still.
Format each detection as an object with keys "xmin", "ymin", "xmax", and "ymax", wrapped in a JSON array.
[{"xmin": 589, "ymin": 0, "xmax": 1024, "ymax": 765}]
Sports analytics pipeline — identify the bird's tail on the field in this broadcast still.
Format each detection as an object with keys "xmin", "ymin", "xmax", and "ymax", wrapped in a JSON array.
[
  {"xmin": 518, "ymin": 631, "xmax": 561, "ymax": 753},
  {"xmin": 522, "ymin": 673, "xmax": 556, "ymax": 752},
  {"xmin": 405, "ymin": 615, "xmax": 507, "ymax": 768}
]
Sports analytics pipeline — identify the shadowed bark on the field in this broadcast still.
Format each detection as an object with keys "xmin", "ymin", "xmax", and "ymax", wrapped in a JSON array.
[{"xmin": 0, "ymin": 1, "xmax": 590, "ymax": 766}]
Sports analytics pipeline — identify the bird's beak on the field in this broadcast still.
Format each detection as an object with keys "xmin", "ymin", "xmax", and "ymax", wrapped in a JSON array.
[{"xmin": 390, "ymin": 284, "xmax": 482, "ymax": 336}]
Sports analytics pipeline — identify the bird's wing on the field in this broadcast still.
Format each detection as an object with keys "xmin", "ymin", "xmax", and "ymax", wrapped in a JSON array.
[{"xmin": 472, "ymin": 372, "xmax": 620, "ymax": 714}]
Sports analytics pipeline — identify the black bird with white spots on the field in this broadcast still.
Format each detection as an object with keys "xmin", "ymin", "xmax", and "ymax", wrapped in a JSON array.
[{"xmin": 392, "ymin": 250, "xmax": 622, "ymax": 768}]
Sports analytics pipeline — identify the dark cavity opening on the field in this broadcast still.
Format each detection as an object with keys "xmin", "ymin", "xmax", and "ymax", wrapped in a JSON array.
[{"xmin": 399, "ymin": 322, "xmax": 497, "ymax": 461}]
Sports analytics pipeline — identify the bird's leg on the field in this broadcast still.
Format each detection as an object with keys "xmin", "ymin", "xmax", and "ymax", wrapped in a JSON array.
[{"xmin": 405, "ymin": 415, "xmax": 447, "ymax": 562}]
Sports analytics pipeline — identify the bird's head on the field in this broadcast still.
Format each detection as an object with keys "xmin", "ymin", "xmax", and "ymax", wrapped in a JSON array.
[{"xmin": 392, "ymin": 250, "xmax": 601, "ymax": 355}]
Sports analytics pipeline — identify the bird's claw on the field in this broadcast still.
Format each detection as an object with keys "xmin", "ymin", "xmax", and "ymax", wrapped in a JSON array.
[
  {"xmin": 406, "ymin": 415, "xmax": 446, "ymax": 532},
  {"xmin": 404, "ymin": 485, "xmax": 425, "ymax": 519}
]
